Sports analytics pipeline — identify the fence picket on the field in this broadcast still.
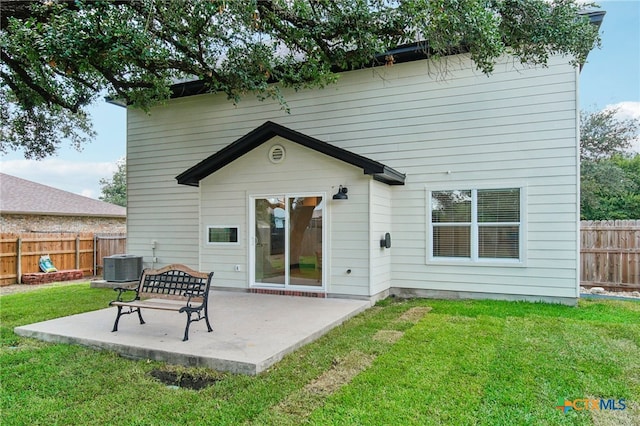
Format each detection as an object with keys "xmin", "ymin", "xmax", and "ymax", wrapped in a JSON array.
[
  {"xmin": 580, "ymin": 220, "xmax": 640, "ymax": 291},
  {"xmin": 0, "ymin": 233, "xmax": 127, "ymax": 285}
]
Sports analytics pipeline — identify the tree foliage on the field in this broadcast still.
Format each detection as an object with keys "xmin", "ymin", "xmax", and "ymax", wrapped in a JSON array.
[
  {"xmin": 2, "ymin": 0, "xmax": 600, "ymax": 158},
  {"xmin": 580, "ymin": 108, "xmax": 640, "ymax": 160},
  {"xmin": 99, "ymin": 158, "xmax": 126, "ymax": 207},
  {"xmin": 580, "ymin": 108, "xmax": 640, "ymax": 220}
]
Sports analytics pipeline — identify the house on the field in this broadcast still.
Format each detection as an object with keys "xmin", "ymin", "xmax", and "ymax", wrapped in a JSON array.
[
  {"xmin": 0, "ymin": 173, "xmax": 126, "ymax": 233},
  {"xmin": 122, "ymin": 15, "xmax": 603, "ymax": 305}
]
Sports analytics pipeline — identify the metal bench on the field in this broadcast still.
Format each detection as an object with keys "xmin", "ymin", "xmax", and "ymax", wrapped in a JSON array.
[{"xmin": 109, "ymin": 264, "xmax": 213, "ymax": 341}]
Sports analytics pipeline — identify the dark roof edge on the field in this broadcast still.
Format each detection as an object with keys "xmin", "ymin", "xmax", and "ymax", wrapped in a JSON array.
[
  {"xmin": 579, "ymin": 9, "xmax": 606, "ymax": 71},
  {"xmin": 175, "ymin": 121, "xmax": 405, "ymax": 187},
  {"xmin": 583, "ymin": 9, "xmax": 606, "ymax": 26},
  {"xmin": 165, "ymin": 41, "xmax": 449, "ymax": 100},
  {"xmin": 166, "ymin": 9, "xmax": 605, "ymax": 101},
  {"xmin": 105, "ymin": 96, "xmax": 127, "ymax": 108},
  {"xmin": 375, "ymin": 166, "xmax": 407, "ymax": 186}
]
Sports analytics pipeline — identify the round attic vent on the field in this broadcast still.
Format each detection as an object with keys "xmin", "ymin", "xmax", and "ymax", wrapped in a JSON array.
[{"xmin": 268, "ymin": 144, "xmax": 286, "ymax": 163}]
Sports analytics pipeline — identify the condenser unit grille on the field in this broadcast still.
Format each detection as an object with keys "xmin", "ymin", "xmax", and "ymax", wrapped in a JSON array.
[{"xmin": 104, "ymin": 254, "xmax": 143, "ymax": 282}]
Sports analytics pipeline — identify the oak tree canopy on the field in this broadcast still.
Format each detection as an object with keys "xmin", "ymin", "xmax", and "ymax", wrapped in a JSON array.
[{"xmin": 1, "ymin": 0, "xmax": 600, "ymax": 158}]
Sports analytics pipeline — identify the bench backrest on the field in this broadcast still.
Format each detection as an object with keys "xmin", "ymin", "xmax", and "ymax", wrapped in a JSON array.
[{"xmin": 138, "ymin": 264, "xmax": 213, "ymax": 302}]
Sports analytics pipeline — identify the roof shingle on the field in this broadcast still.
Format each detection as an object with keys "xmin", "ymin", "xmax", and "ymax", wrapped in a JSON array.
[{"xmin": 0, "ymin": 173, "xmax": 126, "ymax": 217}]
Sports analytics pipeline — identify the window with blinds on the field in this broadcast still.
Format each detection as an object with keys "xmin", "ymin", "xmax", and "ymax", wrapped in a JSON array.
[{"xmin": 430, "ymin": 188, "xmax": 521, "ymax": 261}]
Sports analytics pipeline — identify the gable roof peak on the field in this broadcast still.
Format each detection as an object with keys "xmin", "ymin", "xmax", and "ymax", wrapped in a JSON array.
[{"xmin": 176, "ymin": 121, "xmax": 405, "ymax": 187}]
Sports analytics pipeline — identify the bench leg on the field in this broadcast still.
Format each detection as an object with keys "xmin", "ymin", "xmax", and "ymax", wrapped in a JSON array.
[
  {"xmin": 204, "ymin": 306, "xmax": 213, "ymax": 333},
  {"xmin": 112, "ymin": 306, "xmax": 123, "ymax": 332},
  {"xmin": 204, "ymin": 315, "xmax": 213, "ymax": 333},
  {"xmin": 183, "ymin": 311, "xmax": 192, "ymax": 341},
  {"xmin": 112, "ymin": 306, "xmax": 145, "ymax": 332},
  {"xmin": 137, "ymin": 308, "xmax": 145, "ymax": 325},
  {"xmin": 181, "ymin": 307, "xmax": 212, "ymax": 341}
]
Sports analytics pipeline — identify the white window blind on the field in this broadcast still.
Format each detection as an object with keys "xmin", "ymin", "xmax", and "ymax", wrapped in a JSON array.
[
  {"xmin": 477, "ymin": 189, "xmax": 520, "ymax": 259},
  {"xmin": 431, "ymin": 190, "xmax": 471, "ymax": 258},
  {"xmin": 430, "ymin": 188, "xmax": 521, "ymax": 261}
]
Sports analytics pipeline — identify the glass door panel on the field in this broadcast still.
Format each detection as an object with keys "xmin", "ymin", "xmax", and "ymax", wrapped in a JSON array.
[
  {"xmin": 289, "ymin": 196, "xmax": 323, "ymax": 287},
  {"xmin": 254, "ymin": 197, "xmax": 285, "ymax": 285}
]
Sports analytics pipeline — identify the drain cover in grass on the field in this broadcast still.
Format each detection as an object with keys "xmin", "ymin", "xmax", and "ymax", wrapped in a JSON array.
[{"xmin": 150, "ymin": 369, "xmax": 221, "ymax": 390}]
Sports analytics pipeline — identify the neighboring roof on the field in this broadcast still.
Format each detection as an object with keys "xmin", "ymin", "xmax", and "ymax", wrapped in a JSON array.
[
  {"xmin": 0, "ymin": 173, "xmax": 126, "ymax": 218},
  {"xmin": 176, "ymin": 121, "xmax": 406, "ymax": 186}
]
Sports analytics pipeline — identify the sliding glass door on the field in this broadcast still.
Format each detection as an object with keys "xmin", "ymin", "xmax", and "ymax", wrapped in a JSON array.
[{"xmin": 251, "ymin": 195, "xmax": 324, "ymax": 289}]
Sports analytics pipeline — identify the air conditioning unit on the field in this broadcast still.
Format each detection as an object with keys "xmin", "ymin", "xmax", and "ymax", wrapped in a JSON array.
[{"xmin": 103, "ymin": 254, "xmax": 143, "ymax": 282}]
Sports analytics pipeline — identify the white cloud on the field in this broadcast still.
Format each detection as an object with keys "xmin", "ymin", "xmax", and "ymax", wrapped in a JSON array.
[
  {"xmin": 0, "ymin": 158, "xmax": 118, "ymax": 199},
  {"xmin": 605, "ymin": 101, "xmax": 640, "ymax": 120}
]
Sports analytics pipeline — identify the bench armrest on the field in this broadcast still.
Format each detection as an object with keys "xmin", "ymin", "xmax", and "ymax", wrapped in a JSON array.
[
  {"xmin": 183, "ymin": 291, "xmax": 205, "ymax": 307},
  {"xmin": 112, "ymin": 287, "xmax": 138, "ymax": 303}
]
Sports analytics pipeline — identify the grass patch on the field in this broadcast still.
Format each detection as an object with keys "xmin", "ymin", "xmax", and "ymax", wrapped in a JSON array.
[
  {"xmin": 310, "ymin": 299, "xmax": 640, "ymax": 425},
  {"xmin": 0, "ymin": 284, "xmax": 114, "ymax": 346},
  {"xmin": 1, "ymin": 286, "xmax": 638, "ymax": 425}
]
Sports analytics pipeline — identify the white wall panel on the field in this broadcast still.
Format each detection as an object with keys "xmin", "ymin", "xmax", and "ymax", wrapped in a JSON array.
[{"xmin": 127, "ymin": 53, "xmax": 579, "ymax": 300}]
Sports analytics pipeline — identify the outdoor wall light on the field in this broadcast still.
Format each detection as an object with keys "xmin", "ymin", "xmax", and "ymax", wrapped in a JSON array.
[
  {"xmin": 332, "ymin": 185, "xmax": 348, "ymax": 200},
  {"xmin": 380, "ymin": 232, "xmax": 391, "ymax": 249}
]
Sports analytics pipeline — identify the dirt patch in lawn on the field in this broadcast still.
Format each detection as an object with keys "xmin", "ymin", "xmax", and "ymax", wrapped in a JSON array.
[
  {"xmin": 373, "ymin": 329, "xmax": 404, "ymax": 344},
  {"xmin": 273, "ymin": 350, "xmax": 375, "ymax": 419},
  {"xmin": 395, "ymin": 306, "xmax": 432, "ymax": 323},
  {"xmin": 255, "ymin": 306, "xmax": 432, "ymax": 423},
  {"xmin": 306, "ymin": 351, "xmax": 376, "ymax": 396}
]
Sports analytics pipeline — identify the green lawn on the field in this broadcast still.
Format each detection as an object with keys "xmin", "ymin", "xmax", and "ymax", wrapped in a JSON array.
[{"xmin": 1, "ymin": 284, "xmax": 638, "ymax": 425}]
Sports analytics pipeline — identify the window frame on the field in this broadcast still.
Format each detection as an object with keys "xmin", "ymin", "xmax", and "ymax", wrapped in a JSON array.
[
  {"xmin": 206, "ymin": 225, "xmax": 240, "ymax": 245},
  {"xmin": 426, "ymin": 186, "xmax": 526, "ymax": 266}
]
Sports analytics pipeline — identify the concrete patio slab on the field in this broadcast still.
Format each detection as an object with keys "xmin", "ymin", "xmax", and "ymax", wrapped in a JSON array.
[{"xmin": 14, "ymin": 290, "xmax": 371, "ymax": 375}]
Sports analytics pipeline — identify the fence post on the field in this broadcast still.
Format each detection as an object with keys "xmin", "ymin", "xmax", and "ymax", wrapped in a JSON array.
[
  {"xmin": 16, "ymin": 237, "xmax": 22, "ymax": 284},
  {"xmin": 75, "ymin": 235, "xmax": 80, "ymax": 270},
  {"xmin": 94, "ymin": 235, "xmax": 97, "ymax": 276}
]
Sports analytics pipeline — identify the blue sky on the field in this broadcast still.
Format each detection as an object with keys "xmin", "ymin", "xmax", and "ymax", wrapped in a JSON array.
[
  {"xmin": 1, "ymin": 0, "xmax": 639, "ymax": 199},
  {"xmin": 580, "ymin": 0, "xmax": 640, "ymax": 112}
]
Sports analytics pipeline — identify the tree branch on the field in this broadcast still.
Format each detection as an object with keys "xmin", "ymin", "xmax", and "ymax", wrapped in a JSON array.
[{"xmin": 1, "ymin": 48, "xmax": 81, "ymax": 112}]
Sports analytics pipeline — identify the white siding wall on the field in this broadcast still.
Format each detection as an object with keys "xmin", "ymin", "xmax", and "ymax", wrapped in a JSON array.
[
  {"xmin": 370, "ymin": 180, "xmax": 392, "ymax": 296},
  {"xmin": 127, "ymin": 53, "xmax": 579, "ymax": 299},
  {"xmin": 198, "ymin": 137, "xmax": 371, "ymax": 296},
  {"xmin": 126, "ymin": 153, "xmax": 200, "ymax": 270}
]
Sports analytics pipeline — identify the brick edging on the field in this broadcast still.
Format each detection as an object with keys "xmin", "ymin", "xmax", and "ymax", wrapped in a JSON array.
[
  {"xmin": 250, "ymin": 288, "xmax": 326, "ymax": 298},
  {"xmin": 21, "ymin": 270, "xmax": 84, "ymax": 285}
]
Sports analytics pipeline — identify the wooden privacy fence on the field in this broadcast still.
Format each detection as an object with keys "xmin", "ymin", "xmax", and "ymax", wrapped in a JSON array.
[
  {"xmin": 0, "ymin": 233, "xmax": 126, "ymax": 286},
  {"xmin": 94, "ymin": 234, "xmax": 127, "ymax": 276},
  {"xmin": 2, "ymin": 224, "xmax": 639, "ymax": 289},
  {"xmin": 581, "ymin": 220, "xmax": 640, "ymax": 291}
]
